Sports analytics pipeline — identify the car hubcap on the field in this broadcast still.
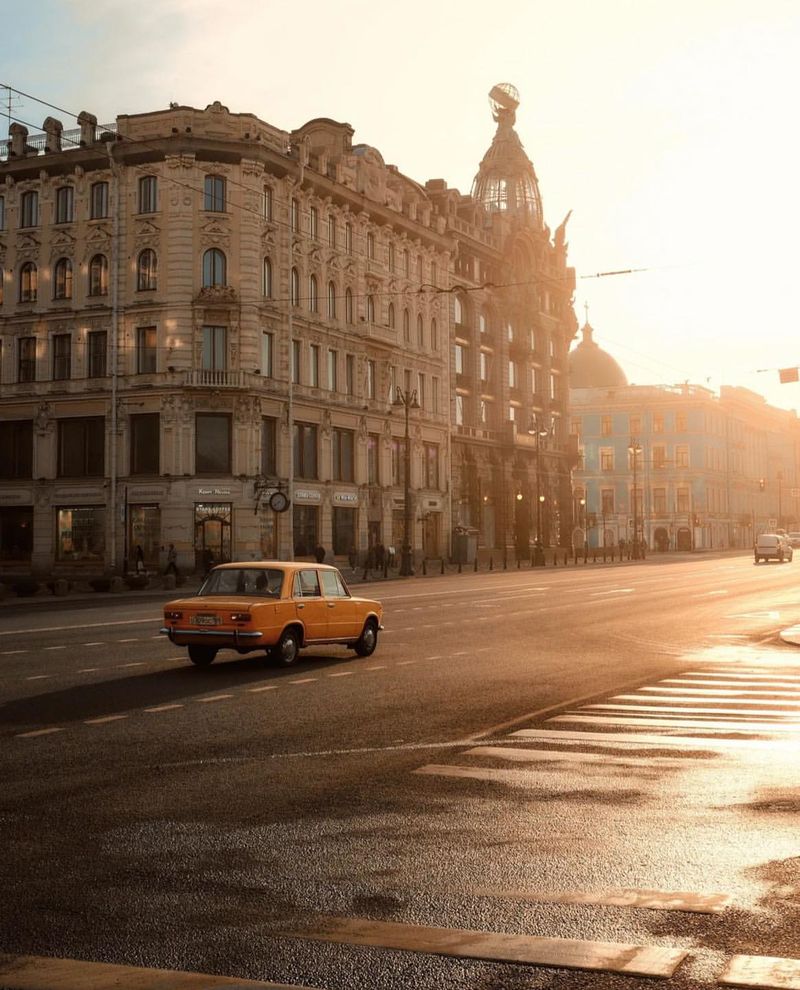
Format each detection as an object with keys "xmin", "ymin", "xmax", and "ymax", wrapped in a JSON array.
[
  {"xmin": 282, "ymin": 638, "xmax": 296, "ymax": 660},
  {"xmin": 363, "ymin": 627, "xmax": 375, "ymax": 649}
]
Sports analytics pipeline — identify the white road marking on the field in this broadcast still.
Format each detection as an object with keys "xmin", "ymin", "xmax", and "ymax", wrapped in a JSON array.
[
  {"xmin": 77, "ymin": 667, "xmax": 100, "ymax": 673},
  {"xmin": 85, "ymin": 715, "xmax": 128, "ymax": 725},
  {"xmin": 726, "ymin": 611, "xmax": 780, "ymax": 620},
  {"xmin": 586, "ymin": 702, "xmax": 800, "ymax": 717},
  {"xmin": 327, "ymin": 671, "xmax": 355, "ymax": 677},
  {"xmin": 0, "ymin": 618, "xmax": 158, "ymax": 637},
  {"xmin": 365, "ymin": 665, "xmax": 386, "ymax": 670},
  {"xmin": 1, "ymin": 650, "xmax": 26, "ymax": 656},
  {"xmin": 25, "ymin": 675, "xmax": 50, "ymax": 681},
  {"xmin": 145, "ymin": 703, "xmax": 183, "ymax": 712},
  {"xmin": 589, "ymin": 588, "xmax": 634, "ymax": 596},
  {"xmin": 117, "ymin": 638, "xmax": 140, "ymax": 643},
  {"xmin": 81, "ymin": 642, "xmax": 104, "ymax": 646},
  {"xmin": 468, "ymin": 885, "xmax": 730, "ymax": 914},
  {"xmin": 452, "ymin": 651, "xmax": 469, "ymax": 656},
  {"xmin": 118, "ymin": 661, "xmax": 144, "ymax": 668},
  {"xmin": 426, "ymin": 655, "xmax": 442, "ymax": 660},
  {"xmin": 465, "ymin": 745, "xmax": 683, "ymax": 768},
  {"xmin": 290, "ymin": 915, "xmax": 687, "ymax": 977},
  {"xmin": 639, "ymin": 687, "xmax": 800, "ymax": 698},
  {"xmin": 196, "ymin": 694, "xmax": 234, "ymax": 703},
  {"xmin": 398, "ymin": 660, "xmax": 417, "ymax": 665},
  {"xmin": 247, "ymin": 685, "xmax": 278, "ymax": 692},
  {"xmin": 509, "ymin": 728, "xmax": 772, "ymax": 750},
  {"xmin": 17, "ymin": 727, "xmax": 64, "ymax": 738},
  {"xmin": 551, "ymin": 714, "xmax": 800, "ymax": 732},
  {"xmin": 43, "ymin": 646, "xmax": 66, "ymax": 651},
  {"xmin": 699, "ymin": 590, "xmax": 728, "ymax": 596}
]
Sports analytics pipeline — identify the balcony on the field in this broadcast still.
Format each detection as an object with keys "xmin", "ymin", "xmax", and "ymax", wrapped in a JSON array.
[
  {"xmin": 182, "ymin": 369, "xmax": 260, "ymax": 389},
  {"xmin": 455, "ymin": 425, "xmax": 498, "ymax": 443},
  {"xmin": 362, "ymin": 321, "xmax": 397, "ymax": 347}
]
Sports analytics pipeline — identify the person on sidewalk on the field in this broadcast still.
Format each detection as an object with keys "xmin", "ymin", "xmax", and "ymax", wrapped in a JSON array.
[
  {"xmin": 314, "ymin": 544, "xmax": 326, "ymax": 564},
  {"xmin": 165, "ymin": 543, "xmax": 179, "ymax": 577},
  {"xmin": 135, "ymin": 545, "xmax": 145, "ymax": 574}
]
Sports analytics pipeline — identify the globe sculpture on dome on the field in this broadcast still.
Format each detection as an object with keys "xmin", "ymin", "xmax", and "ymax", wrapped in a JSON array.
[{"xmin": 471, "ymin": 83, "xmax": 543, "ymax": 225}]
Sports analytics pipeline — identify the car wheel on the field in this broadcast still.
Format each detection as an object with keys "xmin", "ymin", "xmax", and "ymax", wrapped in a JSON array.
[
  {"xmin": 354, "ymin": 619, "xmax": 379, "ymax": 657},
  {"xmin": 273, "ymin": 628, "xmax": 300, "ymax": 666},
  {"xmin": 188, "ymin": 645, "xmax": 217, "ymax": 666}
]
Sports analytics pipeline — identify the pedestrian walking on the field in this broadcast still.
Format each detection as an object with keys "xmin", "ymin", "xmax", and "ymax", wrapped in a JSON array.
[
  {"xmin": 135, "ymin": 545, "xmax": 145, "ymax": 574},
  {"xmin": 314, "ymin": 543, "xmax": 326, "ymax": 564},
  {"xmin": 165, "ymin": 543, "xmax": 179, "ymax": 576}
]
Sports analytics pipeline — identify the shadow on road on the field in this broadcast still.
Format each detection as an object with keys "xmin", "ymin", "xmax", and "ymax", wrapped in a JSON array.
[{"xmin": 0, "ymin": 651, "xmax": 354, "ymax": 730}]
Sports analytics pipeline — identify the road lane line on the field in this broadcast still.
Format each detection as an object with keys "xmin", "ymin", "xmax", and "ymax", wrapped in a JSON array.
[
  {"xmin": 551, "ymin": 714, "xmax": 800, "ymax": 732},
  {"xmin": 16, "ymin": 727, "xmax": 64, "ymax": 738},
  {"xmin": 144, "ymin": 704, "xmax": 184, "ymax": 712},
  {"xmin": 465, "ymin": 745, "xmax": 683, "ymax": 767},
  {"xmin": 43, "ymin": 646, "xmax": 65, "ymax": 651},
  {"xmin": 81, "ymin": 642, "xmax": 104, "ymax": 646},
  {"xmin": 288, "ymin": 916, "xmax": 687, "ymax": 977},
  {"xmin": 288, "ymin": 678, "xmax": 317, "ymax": 685},
  {"xmin": 77, "ymin": 667, "xmax": 100, "ymax": 673},
  {"xmin": 585, "ymin": 702, "xmax": 800, "ymax": 717},
  {"xmin": 247, "ymin": 685, "xmax": 278, "ymax": 693},
  {"xmin": 327, "ymin": 671, "xmax": 355, "ymax": 677},
  {"xmin": 85, "ymin": 715, "xmax": 128, "ymax": 725},
  {"xmin": 365, "ymin": 665, "xmax": 386, "ymax": 670},
  {"xmin": 196, "ymin": 694, "xmax": 234, "ymax": 703},
  {"xmin": 117, "ymin": 638, "xmax": 140, "ymax": 643},
  {"xmin": 0, "ymin": 618, "xmax": 158, "ymax": 637},
  {"xmin": 118, "ymin": 662, "xmax": 145, "ymax": 668},
  {"xmin": 509, "ymin": 728, "xmax": 772, "ymax": 750},
  {"xmin": 1, "ymin": 650, "xmax": 26, "ymax": 655},
  {"xmin": 26, "ymin": 675, "xmax": 50, "ymax": 681},
  {"xmin": 398, "ymin": 660, "xmax": 417, "ymax": 665}
]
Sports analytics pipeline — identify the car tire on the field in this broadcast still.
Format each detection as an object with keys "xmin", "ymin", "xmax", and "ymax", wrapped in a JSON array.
[
  {"xmin": 354, "ymin": 618, "xmax": 379, "ymax": 657},
  {"xmin": 188, "ymin": 645, "xmax": 217, "ymax": 666},
  {"xmin": 272, "ymin": 628, "xmax": 300, "ymax": 666}
]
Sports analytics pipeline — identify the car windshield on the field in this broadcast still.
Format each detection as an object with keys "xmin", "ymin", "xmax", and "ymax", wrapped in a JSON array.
[{"xmin": 197, "ymin": 568, "xmax": 284, "ymax": 597}]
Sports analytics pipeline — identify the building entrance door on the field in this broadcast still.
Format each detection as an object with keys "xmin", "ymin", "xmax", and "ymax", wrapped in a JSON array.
[{"xmin": 194, "ymin": 503, "xmax": 232, "ymax": 571}]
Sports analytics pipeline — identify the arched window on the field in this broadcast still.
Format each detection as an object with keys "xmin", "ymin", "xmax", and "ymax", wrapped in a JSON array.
[
  {"xmin": 431, "ymin": 318, "xmax": 438, "ymax": 351},
  {"xmin": 403, "ymin": 309, "xmax": 410, "ymax": 342},
  {"xmin": 388, "ymin": 303, "xmax": 395, "ymax": 329},
  {"xmin": 262, "ymin": 258, "xmax": 272, "ymax": 297},
  {"xmin": 345, "ymin": 288, "xmax": 354, "ymax": 324},
  {"xmin": 136, "ymin": 249, "xmax": 157, "ymax": 291},
  {"xmin": 202, "ymin": 248, "xmax": 226, "ymax": 288},
  {"xmin": 203, "ymin": 174, "xmax": 226, "ymax": 212},
  {"xmin": 416, "ymin": 314, "xmax": 424, "ymax": 347},
  {"xmin": 309, "ymin": 274, "xmax": 318, "ymax": 312},
  {"xmin": 327, "ymin": 281, "xmax": 336, "ymax": 319},
  {"xmin": 366, "ymin": 295, "xmax": 375, "ymax": 323},
  {"xmin": 54, "ymin": 258, "xmax": 73, "ymax": 300},
  {"xmin": 88, "ymin": 254, "xmax": 108, "ymax": 296},
  {"xmin": 291, "ymin": 267, "xmax": 300, "ymax": 306},
  {"xmin": 19, "ymin": 262, "xmax": 37, "ymax": 302}
]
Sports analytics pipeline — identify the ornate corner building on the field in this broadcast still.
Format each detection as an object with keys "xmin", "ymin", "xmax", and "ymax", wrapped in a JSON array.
[{"xmin": 0, "ymin": 87, "xmax": 577, "ymax": 575}]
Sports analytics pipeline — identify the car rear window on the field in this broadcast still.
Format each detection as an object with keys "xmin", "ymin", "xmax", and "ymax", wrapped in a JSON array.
[{"xmin": 198, "ymin": 568, "xmax": 284, "ymax": 596}]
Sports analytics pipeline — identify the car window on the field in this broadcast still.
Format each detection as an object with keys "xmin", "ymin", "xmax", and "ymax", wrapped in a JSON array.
[
  {"xmin": 320, "ymin": 569, "xmax": 348, "ymax": 598},
  {"xmin": 199, "ymin": 567, "xmax": 284, "ymax": 596},
  {"xmin": 294, "ymin": 569, "xmax": 321, "ymax": 597}
]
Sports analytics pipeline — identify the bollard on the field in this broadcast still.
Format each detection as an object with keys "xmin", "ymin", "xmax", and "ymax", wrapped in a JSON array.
[
  {"xmin": 503, "ymin": 555, "xmax": 507, "ymax": 570},
  {"xmin": 574, "ymin": 549, "xmax": 578, "ymax": 565},
  {"xmin": 441, "ymin": 558, "xmax": 445, "ymax": 575},
  {"xmin": 474, "ymin": 556, "xmax": 478, "ymax": 572},
  {"xmin": 553, "ymin": 551, "xmax": 557, "ymax": 566},
  {"xmin": 458, "ymin": 561, "xmax": 462, "ymax": 574},
  {"xmin": 422, "ymin": 558, "xmax": 427, "ymax": 575},
  {"xmin": 517, "ymin": 558, "xmax": 521, "ymax": 569},
  {"xmin": 489, "ymin": 557, "xmax": 494, "ymax": 570},
  {"xmin": 584, "ymin": 547, "xmax": 588, "ymax": 564}
]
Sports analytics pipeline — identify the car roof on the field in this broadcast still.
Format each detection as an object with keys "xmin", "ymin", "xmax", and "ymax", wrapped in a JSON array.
[{"xmin": 212, "ymin": 561, "xmax": 340, "ymax": 571}]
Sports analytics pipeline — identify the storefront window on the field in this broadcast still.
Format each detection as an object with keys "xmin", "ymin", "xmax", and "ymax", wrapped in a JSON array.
[
  {"xmin": 57, "ymin": 506, "xmax": 105, "ymax": 562},
  {"xmin": 128, "ymin": 505, "xmax": 161, "ymax": 566},
  {"xmin": 293, "ymin": 505, "xmax": 318, "ymax": 557},
  {"xmin": 332, "ymin": 507, "xmax": 356, "ymax": 555},
  {"xmin": 0, "ymin": 506, "xmax": 33, "ymax": 561},
  {"xmin": 194, "ymin": 503, "xmax": 232, "ymax": 570}
]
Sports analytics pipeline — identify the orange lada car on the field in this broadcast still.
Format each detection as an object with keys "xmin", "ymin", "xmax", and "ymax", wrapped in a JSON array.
[{"xmin": 161, "ymin": 561, "xmax": 383, "ymax": 667}]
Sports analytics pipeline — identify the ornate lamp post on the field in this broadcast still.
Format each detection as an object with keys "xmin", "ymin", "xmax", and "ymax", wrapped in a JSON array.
[
  {"xmin": 628, "ymin": 437, "xmax": 643, "ymax": 559},
  {"xmin": 392, "ymin": 386, "xmax": 420, "ymax": 576},
  {"xmin": 528, "ymin": 415, "xmax": 550, "ymax": 562}
]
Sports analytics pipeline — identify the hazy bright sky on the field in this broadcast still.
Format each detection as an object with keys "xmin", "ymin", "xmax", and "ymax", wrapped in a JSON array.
[{"xmin": 5, "ymin": 0, "xmax": 800, "ymax": 409}]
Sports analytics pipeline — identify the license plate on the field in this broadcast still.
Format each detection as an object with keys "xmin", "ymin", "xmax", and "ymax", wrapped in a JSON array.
[{"xmin": 191, "ymin": 614, "xmax": 221, "ymax": 626}]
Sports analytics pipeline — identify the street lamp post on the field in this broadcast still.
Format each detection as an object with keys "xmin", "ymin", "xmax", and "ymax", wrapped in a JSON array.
[
  {"xmin": 528, "ymin": 415, "xmax": 550, "ymax": 563},
  {"xmin": 628, "ymin": 437, "xmax": 642, "ymax": 560},
  {"xmin": 777, "ymin": 470, "xmax": 783, "ymax": 530},
  {"xmin": 392, "ymin": 386, "xmax": 420, "ymax": 577}
]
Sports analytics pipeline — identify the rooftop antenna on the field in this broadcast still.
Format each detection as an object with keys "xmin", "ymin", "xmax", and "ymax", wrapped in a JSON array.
[{"xmin": 1, "ymin": 84, "xmax": 23, "ymax": 133}]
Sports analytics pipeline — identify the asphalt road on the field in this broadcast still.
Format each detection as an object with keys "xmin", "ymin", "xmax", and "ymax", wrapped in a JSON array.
[{"xmin": 2, "ymin": 553, "xmax": 800, "ymax": 990}]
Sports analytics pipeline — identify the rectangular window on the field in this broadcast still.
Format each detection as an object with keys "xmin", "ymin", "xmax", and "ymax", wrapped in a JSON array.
[
  {"xmin": 136, "ymin": 326, "xmax": 157, "ymax": 374},
  {"xmin": 18, "ymin": 337, "xmax": 36, "ymax": 383},
  {"xmin": 601, "ymin": 415, "xmax": 612, "ymax": 436},
  {"xmin": 327, "ymin": 349, "xmax": 338, "ymax": 391},
  {"xmin": 600, "ymin": 448, "xmax": 614, "ymax": 471},
  {"xmin": 58, "ymin": 417, "xmax": 105, "ymax": 477},
  {"xmin": 677, "ymin": 488, "xmax": 690, "ymax": 513},
  {"xmin": 652, "ymin": 445, "xmax": 667, "ymax": 469},
  {"xmin": 653, "ymin": 487, "xmax": 667, "ymax": 514},
  {"xmin": 653, "ymin": 414, "xmax": 664, "ymax": 433},
  {"xmin": 138, "ymin": 175, "xmax": 157, "ymax": 213},
  {"xmin": 417, "ymin": 372, "xmax": 426, "ymax": 409},
  {"xmin": 332, "ymin": 507, "xmax": 356, "ymax": 555},
  {"xmin": 508, "ymin": 360, "xmax": 517, "ymax": 388},
  {"xmin": 480, "ymin": 352, "xmax": 489, "ymax": 381},
  {"xmin": 0, "ymin": 194, "xmax": 5, "ymax": 230},
  {"xmin": 424, "ymin": 443, "xmax": 439, "ymax": 488},
  {"xmin": 261, "ymin": 331, "xmax": 274, "ymax": 378},
  {"xmin": 629, "ymin": 415, "xmax": 641, "ymax": 435},
  {"xmin": 261, "ymin": 417, "xmax": 277, "ymax": 476},
  {"xmin": 676, "ymin": 412, "xmax": 687, "ymax": 432},
  {"xmin": 310, "ymin": 344, "xmax": 320, "ymax": 387},
  {"xmin": 195, "ymin": 413, "xmax": 231, "ymax": 474},
  {"xmin": 675, "ymin": 445, "xmax": 689, "ymax": 468},
  {"xmin": 332, "ymin": 428, "xmax": 354, "ymax": 481},
  {"xmin": 432, "ymin": 377, "xmax": 439, "ymax": 413},
  {"xmin": 262, "ymin": 186, "xmax": 273, "ymax": 220},
  {"xmin": 20, "ymin": 191, "xmax": 38, "ymax": 227},
  {"xmin": 455, "ymin": 394, "xmax": 464, "ymax": 426},
  {"xmin": 347, "ymin": 354, "xmax": 356, "ymax": 397},
  {"xmin": 90, "ymin": 182, "xmax": 109, "ymax": 219},
  {"xmin": 292, "ymin": 340, "xmax": 301, "ymax": 384},
  {"xmin": 87, "ymin": 331, "xmax": 107, "ymax": 378},
  {"xmin": 310, "ymin": 206, "xmax": 318, "ymax": 239},
  {"xmin": 130, "ymin": 413, "xmax": 160, "ymax": 475},
  {"xmin": 0, "ymin": 420, "xmax": 33, "ymax": 479},
  {"xmin": 291, "ymin": 198, "xmax": 299, "ymax": 233},
  {"xmin": 345, "ymin": 223, "xmax": 353, "ymax": 254},
  {"xmin": 203, "ymin": 175, "xmax": 226, "ymax": 211},
  {"xmin": 549, "ymin": 373, "xmax": 558, "ymax": 401},
  {"xmin": 52, "ymin": 333, "xmax": 71, "ymax": 381},
  {"xmin": 55, "ymin": 186, "xmax": 74, "ymax": 224},
  {"xmin": 293, "ymin": 422, "xmax": 318, "ymax": 479},
  {"xmin": 328, "ymin": 215, "xmax": 336, "ymax": 247},
  {"xmin": 601, "ymin": 489, "xmax": 614, "ymax": 514},
  {"xmin": 201, "ymin": 325, "xmax": 226, "ymax": 372},
  {"xmin": 367, "ymin": 433, "xmax": 380, "ymax": 484},
  {"xmin": 570, "ymin": 418, "xmax": 582, "ymax": 437},
  {"xmin": 57, "ymin": 506, "xmax": 105, "ymax": 562},
  {"xmin": 455, "ymin": 344, "xmax": 465, "ymax": 375}
]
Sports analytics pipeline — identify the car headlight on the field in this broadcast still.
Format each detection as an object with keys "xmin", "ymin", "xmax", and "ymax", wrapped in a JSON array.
[
  {"xmin": 165, "ymin": 610, "xmax": 182, "ymax": 620},
  {"xmin": 230, "ymin": 612, "xmax": 250, "ymax": 622}
]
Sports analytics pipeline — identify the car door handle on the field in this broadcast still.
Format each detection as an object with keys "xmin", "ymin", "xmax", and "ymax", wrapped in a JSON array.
[
  {"xmin": 297, "ymin": 603, "xmax": 305, "ymax": 610},
  {"xmin": 327, "ymin": 602, "xmax": 336, "ymax": 608}
]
